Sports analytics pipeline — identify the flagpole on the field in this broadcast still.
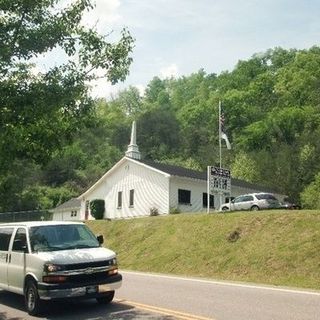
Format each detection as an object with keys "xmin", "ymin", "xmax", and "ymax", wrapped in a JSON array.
[
  {"xmin": 207, "ymin": 166, "xmax": 210, "ymax": 214},
  {"xmin": 218, "ymin": 100, "xmax": 223, "ymax": 209},
  {"xmin": 218, "ymin": 100, "xmax": 222, "ymax": 169}
]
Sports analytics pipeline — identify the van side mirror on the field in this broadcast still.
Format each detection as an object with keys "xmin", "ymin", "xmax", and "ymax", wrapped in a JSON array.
[{"xmin": 97, "ymin": 235, "xmax": 104, "ymax": 245}]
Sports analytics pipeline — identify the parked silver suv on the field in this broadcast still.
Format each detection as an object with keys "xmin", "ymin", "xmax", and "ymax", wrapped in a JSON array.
[{"xmin": 220, "ymin": 193, "xmax": 281, "ymax": 212}]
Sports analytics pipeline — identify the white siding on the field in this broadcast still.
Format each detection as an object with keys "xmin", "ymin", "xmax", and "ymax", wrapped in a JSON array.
[
  {"xmin": 169, "ymin": 177, "xmax": 211, "ymax": 213},
  {"xmin": 52, "ymin": 208, "xmax": 80, "ymax": 221},
  {"xmin": 80, "ymin": 159, "xmax": 170, "ymax": 219}
]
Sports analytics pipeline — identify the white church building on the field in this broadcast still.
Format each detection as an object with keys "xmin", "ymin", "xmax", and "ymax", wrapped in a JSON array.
[{"xmin": 53, "ymin": 122, "xmax": 283, "ymax": 220}]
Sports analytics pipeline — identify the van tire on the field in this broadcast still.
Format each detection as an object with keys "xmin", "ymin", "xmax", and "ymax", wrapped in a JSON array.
[
  {"xmin": 25, "ymin": 280, "xmax": 42, "ymax": 316},
  {"xmin": 96, "ymin": 291, "xmax": 115, "ymax": 304},
  {"xmin": 250, "ymin": 205, "xmax": 259, "ymax": 211},
  {"xmin": 222, "ymin": 206, "xmax": 229, "ymax": 212}
]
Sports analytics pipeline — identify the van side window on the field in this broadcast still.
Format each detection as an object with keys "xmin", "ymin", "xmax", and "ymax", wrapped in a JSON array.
[
  {"xmin": 0, "ymin": 228, "xmax": 14, "ymax": 251},
  {"xmin": 12, "ymin": 228, "xmax": 27, "ymax": 252}
]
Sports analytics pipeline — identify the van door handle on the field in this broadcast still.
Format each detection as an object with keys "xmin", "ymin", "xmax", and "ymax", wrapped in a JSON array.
[{"xmin": 6, "ymin": 253, "xmax": 11, "ymax": 263}]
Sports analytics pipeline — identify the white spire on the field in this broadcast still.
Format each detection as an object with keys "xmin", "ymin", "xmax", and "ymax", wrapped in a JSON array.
[{"xmin": 125, "ymin": 121, "xmax": 141, "ymax": 160}]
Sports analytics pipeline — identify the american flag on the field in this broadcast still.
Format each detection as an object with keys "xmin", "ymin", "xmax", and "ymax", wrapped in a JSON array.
[{"xmin": 220, "ymin": 112, "xmax": 226, "ymax": 134}]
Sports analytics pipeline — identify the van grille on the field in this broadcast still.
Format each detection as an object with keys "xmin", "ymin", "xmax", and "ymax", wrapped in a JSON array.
[
  {"xmin": 63, "ymin": 259, "xmax": 114, "ymax": 271},
  {"xmin": 68, "ymin": 271, "xmax": 111, "ymax": 284}
]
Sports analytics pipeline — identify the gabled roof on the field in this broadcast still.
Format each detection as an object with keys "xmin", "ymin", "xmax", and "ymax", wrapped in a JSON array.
[
  {"xmin": 53, "ymin": 198, "xmax": 81, "ymax": 211},
  {"xmin": 138, "ymin": 159, "xmax": 207, "ymax": 180},
  {"xmin": 138, "ymin": 159, "xmax": 277, "ymax": 194}
]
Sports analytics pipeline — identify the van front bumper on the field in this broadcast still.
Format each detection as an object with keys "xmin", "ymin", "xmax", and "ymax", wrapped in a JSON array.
[{"xmin": 37, "ymin": 273, "xmax": 122, "ymax": 300}]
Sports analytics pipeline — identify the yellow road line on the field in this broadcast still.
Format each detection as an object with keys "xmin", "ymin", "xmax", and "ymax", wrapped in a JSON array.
[{"xmin": 115, "ymin": 299, "xmax": 215, "ymax": 320}]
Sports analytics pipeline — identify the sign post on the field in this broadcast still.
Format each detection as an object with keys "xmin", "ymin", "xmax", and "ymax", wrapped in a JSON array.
[{"xmin": 207, "ymin": 166, "xmax": 231, "ymax": 213}]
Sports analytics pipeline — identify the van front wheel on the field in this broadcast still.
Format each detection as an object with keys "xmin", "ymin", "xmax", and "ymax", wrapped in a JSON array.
[
  {"xmin": 25, "ymin": 280, "xmax": 42, "ymax": 316},
  {"xmin": 96, "ymin": 291, "xmax": 115, "ymax": 304}
]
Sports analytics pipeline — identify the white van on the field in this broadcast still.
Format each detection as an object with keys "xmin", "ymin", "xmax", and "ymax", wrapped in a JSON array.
[{"xmin": 0, "ymin": 221, "xmax": 122, "ymax": 315}]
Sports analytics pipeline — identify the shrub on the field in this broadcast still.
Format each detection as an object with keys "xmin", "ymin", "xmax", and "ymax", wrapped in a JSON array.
[
  {"xmin": 300, "ymin": 172, "xmax": 320, "ymax": 209},
  {"xmin": 90, "ymin": 199, "xmax": 105, "ymax": 220},
  {"xmin": 150, "ymin": 207, "xmax": 159, "ymax": 216},
  {"xmin": 170, "ymin": 207, "xmax": 180, "ymax": 214},
  {"xmin": 227, "ymin": 228, "xmax": 241, "ymax": 242}
]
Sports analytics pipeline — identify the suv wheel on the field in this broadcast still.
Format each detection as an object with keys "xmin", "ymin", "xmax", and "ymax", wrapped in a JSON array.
[{"xmin": 250, "ymin": 205, "xmax": 259, "ymax": 211}]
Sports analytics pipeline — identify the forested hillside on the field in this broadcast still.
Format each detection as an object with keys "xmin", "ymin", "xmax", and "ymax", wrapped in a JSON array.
[{"xmin": 2, "ymin": 45, "xmax": 320, "ymax": 211}]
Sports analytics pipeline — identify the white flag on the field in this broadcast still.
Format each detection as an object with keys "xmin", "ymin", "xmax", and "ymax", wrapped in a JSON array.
[
  {"xmin": 221, "ymin": 132, "xmax": 231, "ymax": 150},
  {"xmin": 219, "ymin": 109, "xmax": 232, "ymax": 150}
]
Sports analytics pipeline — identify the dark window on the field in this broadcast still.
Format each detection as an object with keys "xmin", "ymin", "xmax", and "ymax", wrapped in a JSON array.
[
  {"xmin": 242, "ymin": 195, "xmax": 254, "ymax": 202},
  {"xmin": 225, "ymin": 197, "xmax": 235, "ymax": 203},
  {"xmin": 0, "ymin": 228, "xmax": 14, "ymax": 251},
  {"xmin": 178, "ymin": 189, "xmax": 191, "ymax": 205},
  {"xmin": 12, "ymin": 228, "xmax": 27, "ymax": 252},
  {"xmin": 118, "ymin": 191, "xmax": 122, "ymax": 208},
  {"xmin": 71, "ymin": 210, "xmax": 77, "ymax": 217},
  {"xmin": 256, "ymin": 193, "xmax": 277, "ymax": 200},
  {"xmin": 203, "ymin": 193, "xmax": 214, "ymax": 208},
  {"xmin": 129, "ymin": 189, "xmax": 134, "ymax": 207},
  {"xmin": 234, "ymin": 196, "xmax": 244, "ymax": 203}
]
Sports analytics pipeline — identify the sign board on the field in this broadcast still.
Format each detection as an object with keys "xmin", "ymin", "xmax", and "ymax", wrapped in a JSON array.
[{"xmin": 208, "ymin": 166, "xmax": 231, "ymax": 193}]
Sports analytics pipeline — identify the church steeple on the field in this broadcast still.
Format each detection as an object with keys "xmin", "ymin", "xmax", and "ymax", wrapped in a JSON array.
[{"xmin": 125, "ymin": 121, "xmax": 141, "ymax": 160}]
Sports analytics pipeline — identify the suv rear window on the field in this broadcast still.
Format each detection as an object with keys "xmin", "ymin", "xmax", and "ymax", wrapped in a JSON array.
[{"xmin": 256, "ymin": 194, "xmax": 277, "ymax": 200}]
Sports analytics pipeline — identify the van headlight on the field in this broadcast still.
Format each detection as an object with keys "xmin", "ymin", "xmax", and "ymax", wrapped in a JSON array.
[
  {"xmin": 44, "ymin": 263, "xmax": 65, "ymax": 273},
  {"xmin": 112, "ymin": 258, "xmax": 117, "ymax": 266}
]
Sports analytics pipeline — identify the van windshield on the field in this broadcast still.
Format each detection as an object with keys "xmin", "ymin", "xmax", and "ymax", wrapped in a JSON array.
[{"xmin": 29, "ymin": 224, "xmax": 100, "ymax": 252}]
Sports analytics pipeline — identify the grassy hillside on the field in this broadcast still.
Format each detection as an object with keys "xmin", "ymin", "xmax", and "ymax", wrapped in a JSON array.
[{"xmin": 86, "ymin": 210, "xmax": 320, "ymax": 290}]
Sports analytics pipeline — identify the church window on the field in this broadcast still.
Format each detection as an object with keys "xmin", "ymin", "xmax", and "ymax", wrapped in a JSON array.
[
  {"xmin": 178, "ymin": 189, "xmax": 191, "ymax": 205},
  {"xmin": 129, "ymin": 189, "xmax": 134, "ymax": 207},
  {"xmin": 117, "ymin": 191, "xmax": 122, "ymax": 208}
]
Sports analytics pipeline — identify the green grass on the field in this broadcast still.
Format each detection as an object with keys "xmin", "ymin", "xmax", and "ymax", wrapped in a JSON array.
[{"xmin": 86, "ymin": 210, "xmax": 320, "ymax": 290}]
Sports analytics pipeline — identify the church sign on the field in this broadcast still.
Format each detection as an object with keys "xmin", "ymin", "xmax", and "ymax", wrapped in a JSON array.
[{"xmin": 208, "ymin": 166, "xmax": 231, "ymax": 194}]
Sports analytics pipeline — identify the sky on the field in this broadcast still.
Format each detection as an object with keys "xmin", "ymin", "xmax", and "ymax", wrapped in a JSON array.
[{"xmin": 38, "ymin": 0, "xmax": 320, "ymax": 98}]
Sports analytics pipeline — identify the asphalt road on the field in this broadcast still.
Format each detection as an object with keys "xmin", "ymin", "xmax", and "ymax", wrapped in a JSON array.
[
  {"xmin": 0, "ymin": 290, "xmax": 176, "ymax": 320},
  {"xmin": 117, "ymin": 271, "xmax": 320, "ymax": 320},
  {"xmin": 0, "ymin": 271, "xmax": 319, "ymax": 320}
]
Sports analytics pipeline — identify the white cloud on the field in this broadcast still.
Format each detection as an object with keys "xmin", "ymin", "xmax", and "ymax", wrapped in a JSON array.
[
  {"xmin": 81, "ymin": 0, "xmax": 121, "ymax": 32},
  {"xmin": 134, "ymin": 84, "xmax": 146, "ymax": 96},
  {"xmin": 160, "ymin": 63, "xmax": 179, "ymax": 79}
]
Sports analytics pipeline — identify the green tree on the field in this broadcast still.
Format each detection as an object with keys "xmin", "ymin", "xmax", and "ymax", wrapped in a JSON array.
[
  {"xmin": 300, "ymin": 172, "xmax": 320, "ymax": 209},
  {"xmin": 0, "ymin": 0, "xmax": 134, "ymax": 171},
  {"xmin": 137, "ymin": 108, "xmax": 180, "ymax": 159},
  {"xmin": 115, "ymin": 86, "xmax": 143, "ymax": 116},
  {"xmin": 231, "ymin": 151, "xmax": 260, "ymax": 183},
  {"xmin": 144, "ymin": 77, "xmax": 167, "ymax": 104},
  {"xmin": 275, "ymin": 49, "xmax": 320, "ymax": 107}
]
